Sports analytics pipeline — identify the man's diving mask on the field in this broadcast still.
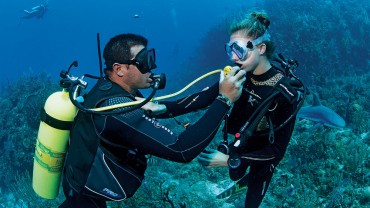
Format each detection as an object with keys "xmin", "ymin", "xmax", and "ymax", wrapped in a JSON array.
[
  {"xmin": 225, "ymin": 31, "xmax": 271, "ymax": 61},
  {"xmin": 123, "ymin": 48, "xmax": 157, "ymax": 74}
]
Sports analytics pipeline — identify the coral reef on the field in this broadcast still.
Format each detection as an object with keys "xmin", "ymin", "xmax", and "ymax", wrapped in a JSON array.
[
  {"xmin": 0, "ymin": 72, "xmax": 369, "ymax": 207},
  {"xmin": 0, "ymin": 72, "xmax": 62, "ymax": 207}
]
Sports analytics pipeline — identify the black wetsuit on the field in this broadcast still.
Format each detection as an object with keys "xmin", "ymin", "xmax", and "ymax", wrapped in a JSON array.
[
  {"xmin": 59, "ymin": 78, "xmax": 231, "ymax": 208},
  {"xmin": 159, "ymin": 66, "xmax": 299, "ymax": 208}
]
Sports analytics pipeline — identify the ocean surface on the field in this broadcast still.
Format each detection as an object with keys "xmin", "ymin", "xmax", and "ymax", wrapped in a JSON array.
[{"xmin": 0, "ymin": 0, "xmax": 369, "ymax": 207}]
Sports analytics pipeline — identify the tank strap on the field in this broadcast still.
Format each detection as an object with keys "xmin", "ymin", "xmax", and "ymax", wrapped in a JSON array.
[{"xmin": 40, "ymin": 108, "xmax": 73, "ymax": 130}]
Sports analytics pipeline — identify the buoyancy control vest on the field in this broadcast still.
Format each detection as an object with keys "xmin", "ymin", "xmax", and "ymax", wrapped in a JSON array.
[
  {"xmin": 220, "ymin": 66, "xmax": 303, "ymax": 157},
  {"xmin": 64, "ymin": 78, "xmax": 147, "ymax": 201}
]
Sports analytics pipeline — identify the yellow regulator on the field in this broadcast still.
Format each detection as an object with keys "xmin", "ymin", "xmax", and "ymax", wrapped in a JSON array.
[{"xmin": 32, "ymin": 89, "xmax": 77, "ymax": 199}]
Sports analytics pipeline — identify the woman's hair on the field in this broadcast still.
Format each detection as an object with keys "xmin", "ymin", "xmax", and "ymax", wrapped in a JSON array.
[
  {"xmin": 229, "ymin": 10, "xmax": 275, "ymax": 60},
  {"xmin": 103, "ymin": 33, "xmax": 148, "ymax": 74}
]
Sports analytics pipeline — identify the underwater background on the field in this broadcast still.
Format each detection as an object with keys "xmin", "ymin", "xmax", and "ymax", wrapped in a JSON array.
[{"xmin": 0, "ymin": 0, "xmax": 369, "ymax": 207}]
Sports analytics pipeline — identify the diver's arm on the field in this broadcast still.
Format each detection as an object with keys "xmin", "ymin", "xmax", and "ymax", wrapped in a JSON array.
[
  {"xmin": 98, "ymin": 96, "xmax": 231, "ymax": 163},
  {"xmin": 139, "ymin": 68, "xmax": 243, "ymax": 117},
  {"xmin": 154, "ymin": 82, "xmax": 219, "ymax": 118},
  {"xmin": 135, "ymin": 97, "xmax": 167, "ymax": 116},
  {"xmin": 197, "ymin": 149, "xmax": 229, "ymax": 167},
  {"xmin": 98, "ymin": 69, "xmax": 244, "ymax": 162},
  {"xmin": 196, "ymin": 142, "xmax": 278, "ymax": 167},
  {"xmin": 197, "ymin": 140, "xmax": 279, "ymax": 167}
]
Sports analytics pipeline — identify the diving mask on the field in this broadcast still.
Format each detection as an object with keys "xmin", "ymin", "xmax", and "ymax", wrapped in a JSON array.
[
  {"xmin": 123, "ymin": 48, "xmax": 157, "ymax": 74},
  {"xmin": 225, "ymin": 31, "xmax": 271, "ymax": 61}
]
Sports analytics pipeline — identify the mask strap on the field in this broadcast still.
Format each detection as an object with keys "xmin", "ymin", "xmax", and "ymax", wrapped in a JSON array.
[{"xmin": 251, "ymin": 31, "xmax": 271, "ymax": 46}]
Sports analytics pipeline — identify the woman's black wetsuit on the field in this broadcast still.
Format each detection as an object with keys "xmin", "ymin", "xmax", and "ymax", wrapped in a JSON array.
[
  {"xmin": 60, "ymin": 78, "xmax": 231, "ymax": 208},
  {"xmin": 159, "ymin": 66, "xmax": 299, "ymax": 207}
]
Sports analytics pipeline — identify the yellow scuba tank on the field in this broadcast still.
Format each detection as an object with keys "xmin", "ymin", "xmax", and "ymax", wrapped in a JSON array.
[{"xmin": 32, "ymin": 89, "xmax": 77, "ymax": 199}]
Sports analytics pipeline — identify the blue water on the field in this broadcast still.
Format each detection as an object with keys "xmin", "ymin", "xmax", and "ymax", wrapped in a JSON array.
[{"xmin": 0, "ymin": 0, "xmax": 252, "ymax": 93}]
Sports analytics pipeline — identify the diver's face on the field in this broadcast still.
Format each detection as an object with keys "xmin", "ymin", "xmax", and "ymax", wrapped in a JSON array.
[
  {"xmin": 128, "ymin": 45, "xmax": 153, "ymax": 89},
  {"xmin": 228, "ymin": 32, "xmax": 261, "ymax": 73}
]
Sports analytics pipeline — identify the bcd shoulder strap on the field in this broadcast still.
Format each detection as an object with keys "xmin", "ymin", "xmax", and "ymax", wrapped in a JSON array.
[
  {"xmin": 274, "ymin": 76, "xmax": 300, "ymax": 104},
  {"xmin": 234, "ymin": 90, "xmax": 280, "ymax": 150}
]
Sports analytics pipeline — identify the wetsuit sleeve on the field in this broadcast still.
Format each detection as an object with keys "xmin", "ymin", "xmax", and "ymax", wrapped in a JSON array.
[
  {"xmin": 95, "ymin": 95, "xmax": 230, "ymax": 163},
  {"xmin": 156, "ymin": 82, "xmax": 219, "ymax": 118}
]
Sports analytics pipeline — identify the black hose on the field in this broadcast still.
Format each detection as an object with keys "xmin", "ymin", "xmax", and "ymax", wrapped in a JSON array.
[{"xmin": 68, "ymin": 81, "xmax": 159, "ymax": 116}]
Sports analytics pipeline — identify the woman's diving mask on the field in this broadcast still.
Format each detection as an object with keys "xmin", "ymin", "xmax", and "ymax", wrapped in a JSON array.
[{"xmin": 225, "ymin": 31, "xmax": 271, "ymax": 61}]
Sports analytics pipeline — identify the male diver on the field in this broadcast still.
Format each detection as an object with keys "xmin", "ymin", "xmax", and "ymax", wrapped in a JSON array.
[{"xmin": 58, "ymin": 33, "xmax": 245, "ymax": 207}]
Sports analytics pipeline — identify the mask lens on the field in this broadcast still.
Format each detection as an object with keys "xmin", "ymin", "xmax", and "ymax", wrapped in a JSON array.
[
  {"xmin": 225, "ymin": 41, "xmax": 248, "ymax": 61},
  {"xmin": 133, "ymin": 48, "xmax": 157, "ymax": 74},
  {"xmin": 147, "ymin": 48, "xmax": 156, "ymax": 72},
  {"xmin": 225, "ymin": 43, "xmax": 233, "ymax": 59},
  {"xmin": 233, "ymin": 43, "xmax": 245, "ymax": 60}
]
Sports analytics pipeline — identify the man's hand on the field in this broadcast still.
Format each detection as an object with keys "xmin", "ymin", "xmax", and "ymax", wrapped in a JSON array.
[
  {"xmin": 219, "ymin": 67, "xmax": 246, "ymax": 103},
  {"xmin": 197, "ymin": 149, "xmax": 229, "ymax": 168},
  {"xmin": 135, "ymin": 97, "xmax": 167, "ymax": 116}
]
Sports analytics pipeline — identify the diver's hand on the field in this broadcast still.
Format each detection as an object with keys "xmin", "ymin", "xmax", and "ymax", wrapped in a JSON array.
[
  {"xmin": 135, "ymin": 97, "xmax": 167, "ymax": 116},
  {"xmin": 197, "ymin": 149, "xmax": 229, "ymax": 168},
  {"xmin": 219, "ymin": 67, "xmax": 245, "ymax": 103}
]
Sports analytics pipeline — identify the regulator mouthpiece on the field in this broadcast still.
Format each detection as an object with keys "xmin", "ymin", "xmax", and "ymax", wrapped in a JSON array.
[
  {"xmin": 151, "ymin": 73, "xmax": 166, "ymax": 89},
  {"xmin": 223, "ymin": 66, "xmax": 241, "ymax": 76}
]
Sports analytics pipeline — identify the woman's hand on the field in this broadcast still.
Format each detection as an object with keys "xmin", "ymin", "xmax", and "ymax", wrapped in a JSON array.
[
  {"xmin": 135, "ymin": 97, "xmax": 167, "ymax": 116},
  {"xmin": 197, "ymin": 149, "xmax": 229, "ymax": 168}
]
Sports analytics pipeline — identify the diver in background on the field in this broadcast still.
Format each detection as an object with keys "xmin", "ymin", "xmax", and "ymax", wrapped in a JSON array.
[
  {"xmin": 21, "ymin": 1, "xmax": 48, "ymax": 20},
  {"xmin": 59, "ymin": 33, "xmax": 245, "ymax": 207},
  {"xmin": 142, "ymin": 10, "xmax": 301, "ymax": 207}
]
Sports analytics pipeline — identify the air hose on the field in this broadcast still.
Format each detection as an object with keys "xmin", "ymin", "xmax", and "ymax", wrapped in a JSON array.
[{"xmin": 84, "ymin": 68, "xmax": 224, "ymax": 112}]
